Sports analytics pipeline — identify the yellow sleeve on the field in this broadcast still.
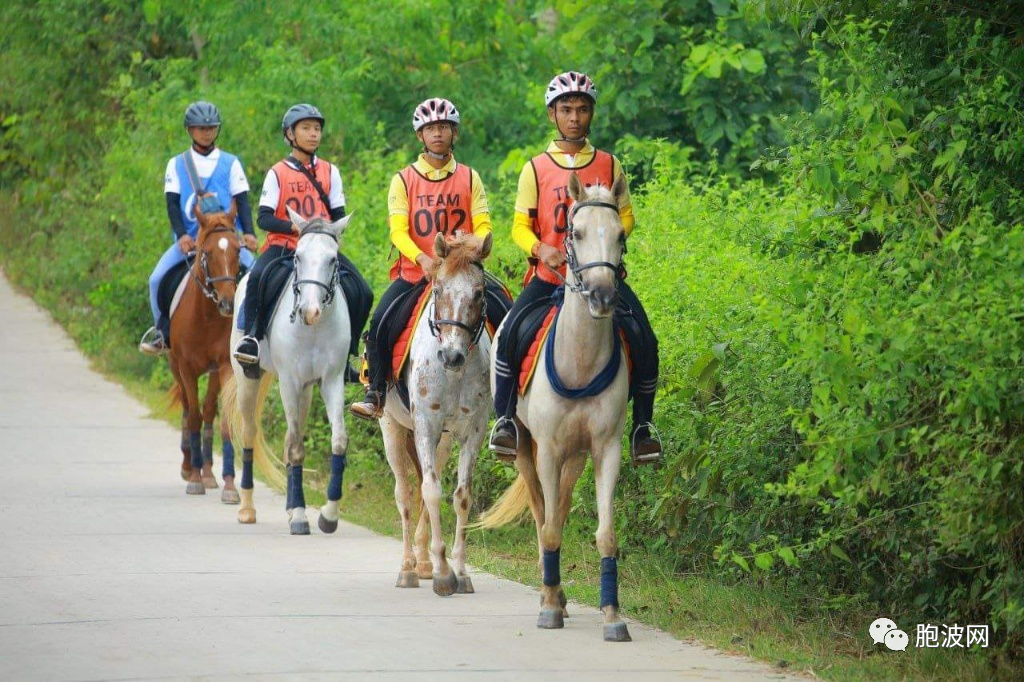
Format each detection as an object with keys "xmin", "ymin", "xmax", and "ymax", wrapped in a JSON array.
[
  {"xmin": 511, "ymin": 161, "xmax": 540, "ymax": 255},
  {"xmin": 387, "ymin": 173, "xmax": 422, "ymax": 261},
  {"xmin": 611, "ymin": 156, "xmax": 635, "ymax": 236},
  {"xmin": 469, "ymin": 169, "xmax": 492, "ymax": 238}
]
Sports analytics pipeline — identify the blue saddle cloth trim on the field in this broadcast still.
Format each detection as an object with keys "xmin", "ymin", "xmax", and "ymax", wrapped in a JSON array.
[{"xmin": 543, "ymin": 308, "xmax": 622, "ymax": 399}]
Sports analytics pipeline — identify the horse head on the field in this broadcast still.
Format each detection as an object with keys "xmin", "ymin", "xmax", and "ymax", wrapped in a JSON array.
[
  {"xmin": 565, "ymin": 172, "xmax": 627, "ymax": 318},
  {"xmin": 287, "ymin": 206, "xmax": 350, "ymax": 326},
  {"xmin": 429, "ymin": 231, "xmax": 491, "ymax": 370},
  {"xmin": 194, "ymin": 198, "xmax": 241, "ymax": 317}
]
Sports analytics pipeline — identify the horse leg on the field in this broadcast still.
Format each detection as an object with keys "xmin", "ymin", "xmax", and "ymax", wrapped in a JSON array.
[
  {"xmin": 550, "ymin": 453, "xmax": 587, "ymax": 617},
  {"xmin": 236, "ymin": 370, "xmax": 261, "ymax": 524},
  {"xmin": 594, "ymin": 441, "xmax": 630, "ymax": 642},
  {"xmin": 381, "ymin": 415, "xmax": 419, "ymax": 587},
  {"xmin": 452, "ymin": 429, "xmax": 483, "ymax": 595},
  {"xmin": 218, "ymin": 364, "xmax": 239, "ymax": 505},
  {"xmin": 416, "ymin": 425, "xmax": 456, "ymax": 596},
  {"xmin": 317, "ymin": 373, "xmax": 349, "ymax": 534},
  {"xmin": 200, "ymin": 371, "xmax": 219, "ymax": 489},
  {"xmin": 179, "ymin": 366, "xmax": 205, "ymax": 496},
  {"xmin": 535, "ymin": 441, "xmax": 565, "ymax": 628},
  {"xmin": 281, "ymin": 379, "xmax": 314, "ymax": 535},
  {"xmin": 410, "ymin": 431, "xmax": 432, "ymax": 579}
]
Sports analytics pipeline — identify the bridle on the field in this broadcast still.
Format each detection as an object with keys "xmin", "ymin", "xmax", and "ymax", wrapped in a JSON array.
[
  {"xmin": 558, "ymin": 200, "xmax": 626, "ymax": 296},
  {"xmin": 289, "ymin": 227, "xmax": 340, "ymax": 323},
  {"xmin": 191, "ymin": 224, "xmax": 240, "ymax": 303},
  {"xmin": 427, "ymin": 261, "xmax": 487, "ymax": 349}
]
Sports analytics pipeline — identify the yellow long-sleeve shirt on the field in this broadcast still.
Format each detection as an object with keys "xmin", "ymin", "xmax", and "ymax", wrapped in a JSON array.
[
  {"xmin": 511, "ymin": 141, "xmax": 634, "ymax": 256},
  {"xmin": 388, "ymin": 154, "xmax": 491, "ymax": 262}
]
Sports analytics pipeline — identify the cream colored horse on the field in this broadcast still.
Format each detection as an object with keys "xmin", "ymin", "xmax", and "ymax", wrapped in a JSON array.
[
  {"xmin": 382, "ymin": 232, "xmax": 492, "ymax": 596},
  {"xmin": 481, "ymin": 173, "xmax": 632, "ymax": 641}
]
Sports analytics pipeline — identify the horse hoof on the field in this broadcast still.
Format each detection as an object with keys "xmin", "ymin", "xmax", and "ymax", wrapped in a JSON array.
[
  {"xmin": 290, "ymin": 519, "xmax": 311, "ymax": 535},
  {"xmin": 537, "ymin": 608, "xmax": 565, "ymax": 629},
  {"xmin": 180, "ymin": 468, "xmax": 190, "ymax": 482},
  {"xmin": 416, "ymin": 563, "xmax": 434, "ymax": 580},
  {"xmin": 456, "ymin": 575, "xmax": 475, "ymax": 594},
  {"xmin": 395, "ymin": 571, "xmax": 420, "ymax": 588},
  {"xmin": 202, "ymin": 476, "xmax": 219, "ymax": 489},
  {"xmin": 221, "ymin": 489, "xmax": 240, "ymax": 505},
  {"xmin": 317, "ymin": 514, "xmax": 338, "ymax": 534},
  {"xmin": 432, "ymin": 571, "xmax": 459, "ymax": 597},
  {"xmin": 237, "ymin": 509, "xmax": 256, "ymax": 524},
  {"xmin": 185, "ymin": 481, "xmax": 205, "ymax": 495},
  {"xmin": 604, "ymin": 622, "xmax": 632, "ymax": 642}
]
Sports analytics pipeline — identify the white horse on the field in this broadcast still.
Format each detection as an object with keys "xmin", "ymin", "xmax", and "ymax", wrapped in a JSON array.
[
  {"xmin": 382, "ymin": 232, "xmax": 493, "ymax": 596},
  {"xmin": 481, "ymin": 174, "xmax": 633, "ymax": 641},
  {"xmin": 227, "ymin": 208, "xmax": 352, "ymax": 535}
]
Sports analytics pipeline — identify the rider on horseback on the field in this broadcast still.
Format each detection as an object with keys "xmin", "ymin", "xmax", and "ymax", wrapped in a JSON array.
[
  {"xmin": 350, "ymin": 98, "xmax": 512, "ymax": 421},
  {"xmin": 139, "ymin": 101, "xmax": 257, "ymax": 355},
  {"xmin": 488, "ymin": 71, "xmax": 663, "ymax": 465},
  {"xmin": 233, "ymin": 103, "xmax": 372, "ymax": 373}
]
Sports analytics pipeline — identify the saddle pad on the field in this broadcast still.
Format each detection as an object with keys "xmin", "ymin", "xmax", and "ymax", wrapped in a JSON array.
[
  {"xmin": 255, "ymin": 256, "xmax": 294, "ymax": 340},
  {"xmin": 517, "ymin": 307, "xmax": 634, "ymax": 395},
  {"xmin": 157, "ymin": 261, "xmax": 190, "ymax": 321},
  {"xmin": 391, "ymin": 285, "xmax": 433, "ymax": 381}
]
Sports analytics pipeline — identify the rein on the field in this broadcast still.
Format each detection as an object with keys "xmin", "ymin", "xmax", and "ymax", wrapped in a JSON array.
[{"xmin": 289, "ymin": 227, "xmax": 341, "ymax": 323}]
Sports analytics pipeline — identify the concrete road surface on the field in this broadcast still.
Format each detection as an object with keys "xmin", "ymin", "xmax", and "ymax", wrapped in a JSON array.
[{"xmin": 0, "ymin": 268, "xmax": 798, "ymax": 681}]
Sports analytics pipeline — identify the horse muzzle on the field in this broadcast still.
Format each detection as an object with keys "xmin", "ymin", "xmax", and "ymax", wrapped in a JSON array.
[
  {"xmin": 217, "ymin": 299, "xmax": 234, "ymax": 318},
  {"xmin": 585, "ymin": 285, "xmax": 619, "ymax": 319},
  {"xmin": 302, "ymin": 306, "xmax": 322, "ymax": 326},
  {"xmin": 439, "ymin": 348, "xmax": 466, "ymax": 370}
]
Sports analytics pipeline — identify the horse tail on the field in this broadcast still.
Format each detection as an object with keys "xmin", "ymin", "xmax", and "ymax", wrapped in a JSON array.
[
  {"xmin": 476, "ymin": 475, "xmax": 531, "ymax": 528},
  {"xmin": 161, "ymin": 383, "xmax": 183, "ymax": 416},
  {"xmin": 221, "ymin": 372, "xmax": 286, "ymax": 490}
]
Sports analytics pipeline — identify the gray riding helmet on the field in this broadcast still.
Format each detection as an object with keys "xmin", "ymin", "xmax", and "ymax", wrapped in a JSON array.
[
  {"xmin": 184, "ymin": 101, "xmax": 221, "ymax": 128},
  {"xmin": 281, "ymin": 103, "xmax": 325, "ymax": 136}
]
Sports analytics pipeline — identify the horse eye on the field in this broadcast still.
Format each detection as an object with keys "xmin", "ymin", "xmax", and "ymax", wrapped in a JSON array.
[{"xmin": 572, "ymin": 229, "xmax": 582, "ymax": 240}]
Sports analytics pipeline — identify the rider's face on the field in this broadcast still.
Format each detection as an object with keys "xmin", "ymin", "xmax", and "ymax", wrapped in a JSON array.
[
  {"xmin": 548, "ymin": 96, "xmax": 593, "ymax": 139},
  {"xmin": 288, "ymin": 119, "xmax": 322, "ymax": 151},
  {"xmin": 417, "ymin": 122, "xmax": 456, "ymax": 156},
  {"xmin": 189, "ymin": 125, "xmax": 219, "ymax": 147}
]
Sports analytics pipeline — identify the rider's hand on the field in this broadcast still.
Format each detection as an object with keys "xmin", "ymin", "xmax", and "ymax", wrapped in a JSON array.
[
  {"xmin": 242, "ymin": 233, "xmax": 258, "ymax": 251},
  {"xmin": 177, "ymin": 234, "xmax": 196, "ymax": 255},
  {"xmin": 416, "ymin": 253, "xmax": 435, "ymax": 280},
  {"xmin": 537, "ymin": 243, "xmax": 565, "ymax": 270}
]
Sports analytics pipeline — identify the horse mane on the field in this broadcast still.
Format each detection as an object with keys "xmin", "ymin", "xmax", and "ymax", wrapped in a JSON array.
[
  {"xmin": 430, "ymin": 233, "xmax": 484, "ymax": 279},
  {"xmin": 298, "ymin": 217, "xmax": 332, "ymax": 236}
]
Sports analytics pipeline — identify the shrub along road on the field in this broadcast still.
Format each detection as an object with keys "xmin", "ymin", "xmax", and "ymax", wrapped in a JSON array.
[{"xmin": 0, "ymin": 268, "xmax": 798, "ymax": 681}]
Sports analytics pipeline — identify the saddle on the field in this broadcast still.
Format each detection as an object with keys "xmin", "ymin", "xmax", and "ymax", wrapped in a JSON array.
[
  {"xmin": 252, "ymin": 255, "xmax": 295, "ymax": 340},
  {"xmin": 156, "ymin": 261, "xmax": 191, "ymax": 345}
]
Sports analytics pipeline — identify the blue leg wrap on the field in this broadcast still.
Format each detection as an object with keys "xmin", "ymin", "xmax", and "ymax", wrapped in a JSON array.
[
  {"xmin": 241, "ymin": 449, "xmax": 254, "ymax": 489},
  {"xmin": 287, "ymin": 465, "xmax": 305, "ymax": 509},
  {"xmin": 222, "ymin": 439, "xmax": 235, "ymax": 478},
  {"xmin": 189, "ymin": 432, "xmax": 203, "ymax": 470},
  {"xmin": 600, "ymin": 556, "xmax": 619, "ymax": 609},
  {"xmin": 542, "ymin": 547, "xmax": 561, "ymax": 587},
  {"xmin": 202, "ymin": 424, "xmax": 214, "ymax": 465},
  {"xmin": 327, "ymin": 454, "xmax": 346, "ymax": 502}
]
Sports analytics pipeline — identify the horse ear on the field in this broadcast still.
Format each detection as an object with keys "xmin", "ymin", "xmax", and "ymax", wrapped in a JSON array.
[
  {"xmin": 612, "ymin": 174, "xmax": 627, "ymax": 204},
  {"xmin": 568, "ymin": 172, "xmax": 584, "ymax": 202},
  {"xmin": 329, "ymin": 212, "xmax": 351, "ymax": 239},
  {"xmin": 434, "ymin": 232, "xmax": 449, "ymax": 258},
  {"xmin": 479, "ymin": 232, "xmax": 493, "ymax": 260},
  {"xmin": 286, "ymin": 206, "xmax": 306, "ymax": 230}
]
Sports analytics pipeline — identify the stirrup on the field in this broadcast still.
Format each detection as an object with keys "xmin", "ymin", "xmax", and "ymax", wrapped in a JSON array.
[
  {"xmin": 630, "ymin": 422, "xmax": 663, "ymax": 465},
  {"xmin": 138, "ymin": 327, "xmax": 168, "ymax": 356},
  {"xmin": 488, "ymin": 417, "xmax": 519, "ymax": 462},
  {"xmin": 233, "ymin": 335, "xmax": 260, "ymax": 365},
  {"xmin": 349, "ymin": 390, "xmax": 384, "ymax": 421}
]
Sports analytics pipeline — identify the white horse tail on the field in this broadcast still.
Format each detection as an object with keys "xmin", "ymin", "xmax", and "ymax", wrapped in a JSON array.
[
  {"xmin": 221, "ymin": 373, "xmax": 285, "ymax": 490},
  {"xmin": 477, "ymin": 475, "xmax": 531, "ymax": 529}
]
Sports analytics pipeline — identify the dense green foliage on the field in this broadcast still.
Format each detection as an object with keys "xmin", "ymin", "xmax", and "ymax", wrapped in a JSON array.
[{"xmin": 3, "ymin": 0, "xmax": 1023, "ymax": 661}]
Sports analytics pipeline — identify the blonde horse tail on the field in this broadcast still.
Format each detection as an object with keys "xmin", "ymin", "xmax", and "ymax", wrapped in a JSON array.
[
  {"xmin": 161, "ymin": 383, "xmax": 183, "ymax": 417},
  {"xmin": 251, "ymin": 372, "xmax": 285, "ymax": 489},
  {"xmin": 476, "ymin": 475, "xmax": 531, "ymax": 529}
]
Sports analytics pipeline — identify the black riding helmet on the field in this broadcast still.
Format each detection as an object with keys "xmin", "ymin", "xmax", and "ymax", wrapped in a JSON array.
[{"xmin": 184, "ymin": 101, "xmax": 222, "ymax": 128}]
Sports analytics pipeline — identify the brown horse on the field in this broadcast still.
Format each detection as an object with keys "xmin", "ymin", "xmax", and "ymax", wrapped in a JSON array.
[{"xmin": 167, "ymin": 200, "xmax": 242, "ymax": 502}]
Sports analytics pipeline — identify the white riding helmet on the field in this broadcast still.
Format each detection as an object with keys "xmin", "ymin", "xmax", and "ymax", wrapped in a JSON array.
[
  {"xmin": 545, "ymin": 71, "xmax": 598, "ymax": 107},
  {"xmin": 413, "ymin": 98, "xmax": 461, "ymax": 132}
]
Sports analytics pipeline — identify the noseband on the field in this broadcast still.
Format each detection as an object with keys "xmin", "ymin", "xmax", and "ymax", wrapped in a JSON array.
[
  {"xmin": 191, "ymin": 224, "xmax": 240, "ymax": 302},
  {"xmin": 562, "ymin": 200, "xmax": 626, "ymax": 296},
  {"xmin": 427, "ymin": 262, "xmax": 487, "ymax": 348},
  {"xmin": 290, "ymin": 228, "xmax": 340, "ymax": 323}
]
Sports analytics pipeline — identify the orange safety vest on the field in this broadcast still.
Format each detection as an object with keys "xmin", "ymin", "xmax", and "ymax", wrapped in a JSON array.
[
  {"xmin": 390, "ymin": 163, "xmax": 473, "ymax": 282},
  {"xmin": 263, "ymin": 158, "xmax": 334, "ymax": 252},
  {"xmin": 528, "ymin": 150, "xmax": 614, "ymax": 285}
]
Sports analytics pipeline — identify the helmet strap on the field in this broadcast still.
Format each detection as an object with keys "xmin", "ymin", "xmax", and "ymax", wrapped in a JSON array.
[{"xmin": 191, "ymin": 139, "xmax": 217, "ymax": 156}]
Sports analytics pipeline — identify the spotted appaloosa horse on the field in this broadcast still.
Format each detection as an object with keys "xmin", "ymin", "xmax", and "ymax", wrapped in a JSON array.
[
  {"xmin": 382, "ymin": 232, "xmax": 492, "ymax": 596},
  {"xmin": 226, "ymin": 208, "xmax": 352, "ymax": 534},
  {"xmin": 481, "ymin": 174, "xmax": 633, "ymax": 641},
  {"xmin": 167, "ymin": 201, "xmax": 242, "ymax": 503}
]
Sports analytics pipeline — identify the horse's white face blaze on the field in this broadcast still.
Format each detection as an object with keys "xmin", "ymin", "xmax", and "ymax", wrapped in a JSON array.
[
  {"xmin": 434, "ymin": 268, "xmax": 484, "ymax": 370},
  {"xmin": 567, "ymin": 179, "xmax": 625, "ymax": 319},
  {"xmin": 198, "ymin": 218, "xmax": 240, "ymax": 315},
  {"xmin": 287, "ymin": 208, "xmax": 350, "ymax": 327}
]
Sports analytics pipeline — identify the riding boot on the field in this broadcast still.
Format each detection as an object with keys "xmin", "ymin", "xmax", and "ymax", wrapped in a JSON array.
[
  {"xmin": 630, "ymin": 390, "xmax": 662, "ymax": 465},
  {"xmin": 349, "ymin": 340, "xmax": 385, "ymax": 420},
  {"xmin": 488, "ymin": 371, "xmax": 519, "ymax": 461}
]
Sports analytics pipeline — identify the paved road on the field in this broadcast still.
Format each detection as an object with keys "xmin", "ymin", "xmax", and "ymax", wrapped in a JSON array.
[{"xmin": 0, "ymin": 268, "xmax": 797, "ymax": 681}]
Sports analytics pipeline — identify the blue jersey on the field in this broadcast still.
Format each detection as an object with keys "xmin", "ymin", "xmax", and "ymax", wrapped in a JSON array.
[{"xmin": 174, "ymin": 151, "xmax": 242, "ymax": 238}]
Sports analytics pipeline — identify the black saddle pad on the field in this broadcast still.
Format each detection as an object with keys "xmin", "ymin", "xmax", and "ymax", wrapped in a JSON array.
[{"xmin": 253, "ymin": 256, "xmax": 295, "ymax": 340}]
